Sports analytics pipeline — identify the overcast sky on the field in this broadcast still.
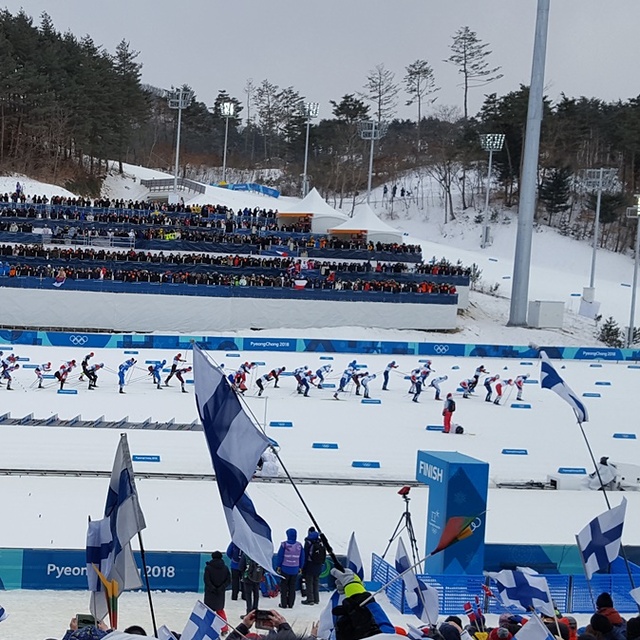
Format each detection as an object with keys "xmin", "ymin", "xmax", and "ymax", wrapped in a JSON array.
[{"xmin": 4, "ymin": 0, "xmax": 640, "ymax": 121}]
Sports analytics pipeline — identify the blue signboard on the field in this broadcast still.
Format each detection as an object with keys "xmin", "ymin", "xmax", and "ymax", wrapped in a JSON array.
[{"xmin": 416, "ymin": 451, "xmax": 488, "ymax": 575}]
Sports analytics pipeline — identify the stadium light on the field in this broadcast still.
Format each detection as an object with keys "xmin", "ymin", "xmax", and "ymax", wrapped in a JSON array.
[
  {"xmin": 508, "ymin": 0, "xmax": 550, "ymax": 326},
  {"xmin": 479, "ymin": 133, "xmax": 506, "ymax": 249},
  {"xmin": 220, "ymin": 101, "xmax": 236, "ymax": 184},
  {"xmin": 358, "ymin": 120, "xmax": 389, "ymax": 204},
  {"xmin": 301, "ymin": 102, "xmax": 319, "ymax": 197},
  {"xmin": 626, "ymin": 195, "xmax": 640, "ymax": 348},
  {"xmin": 167, "ymin": 87, "xmax": 194, "ymax": 202},
  {"xmin": 583, "ymin": 168, "xmax": 617, "ymax": 298}
]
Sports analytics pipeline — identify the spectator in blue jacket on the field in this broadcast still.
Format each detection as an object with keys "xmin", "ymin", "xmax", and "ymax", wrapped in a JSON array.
[
  {"xmin": 226, "ymin": 541, "xmax": 243, "ymax": 601},
  {"xmin": 275, "ymin": 528, "xmax": 303, "ymax": 609},
  {"xmin": 301, "ymin": 528, "xmax": 326, "ymax": 605}
]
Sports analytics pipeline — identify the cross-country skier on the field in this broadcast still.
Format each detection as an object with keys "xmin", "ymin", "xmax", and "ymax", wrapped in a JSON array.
[
  {"xmin": 460, "ymin": 378, "xmax": 474, "ymax": 399},
  {"xmin": 148, "ymin": 360, "xmax": 167, "ymax": 389},
  {"xmin": 361, "ymin": 372, "xmax": 376, "ymax": 399},
  {"xmin": 2, "ymin": 362, "xmax": 19, "ymax": 390},
  {"xmin": 429, "ymin": 375, "xmax": 448, "ymax": 401},
  {"xmin": 165, "ymin": 353, "xmax": 187, "ymax": 385},
  {"xmin": 299, "ymin": 370, "xmax": 317, "ymax": 397},
  {"xmin": 174, "ymin": 366, "xmax": 192, "ymax": 393},
  {"xmin": 333, "ymin": 363, "xmax": 356, "ymax": 399},
  {"xmin": 314, "ymin": 364, "xmax": 332, "ymax": 389},
  {"xmin": 493, "ymin": 378, "xmax": 513, "ymax": 405},
  {"xmin": 78, "ymin": 352, "xmax": 94, "ymax": 382},
  {"xmin": 409, "ymin": 368, "xmax": 423, "ymax": 402},
  {"xmin": 34, "ymin": 362, "xmax": 51, "ymax": 389},
  {"xmin": 256, "ymin": 367, "xmax": 286, "ymax": 396},
  {"xmin": 484, "ymin": 374, "xmax": 500, "ymax": 402},
  {"xmin": 352, "ymin": 371, "xmax": 367, "ymax": 396},
  {"xmin": 293, "ymin": 365, "xmax": 308, "ymax": 394},
  {"xmin": 118, "ymin": 358, "xmax": 136, "ymax": 394},
  {"xmin": 470, "ymin": 364, "xmax": 489, "ymax": 392},
  {"xmin": 55, "ymin": 360, "xmax": 76, "ymax": 391},
  {"xmin": 86, "ymin": 362, "xmax": 104, "ymax": 390},
  {"xmin": 514, "ymin": 374, "xmax": 530, "ymax": 401},
  {"xmin": 382, "ymin": 360, "xmax": 398, "ymax": 391}
]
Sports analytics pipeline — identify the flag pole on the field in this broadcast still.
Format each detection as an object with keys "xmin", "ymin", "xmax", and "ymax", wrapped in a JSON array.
[
  {"xmin": 195, "ymin": 344, "xmax": 344, "ymax": 571},
  {"xmin": 576, "ymin": 419, "xmax": 638, "ymax": 600},
  {"xmin": 574, "ymin": 534, "xmax": 596, "ymax": 610},
  {"xmin": 137, "ymin": 531, "xmax": 158, "ymax": 638},
  {"xmin": 239, "ymin": 390, "xmax": 344, "ymax": 571}
]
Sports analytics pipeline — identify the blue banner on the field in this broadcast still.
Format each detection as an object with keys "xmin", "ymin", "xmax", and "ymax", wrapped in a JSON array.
[{"xmin": 2, "ymin": 328, "xmax": 640, "ymax": 361}]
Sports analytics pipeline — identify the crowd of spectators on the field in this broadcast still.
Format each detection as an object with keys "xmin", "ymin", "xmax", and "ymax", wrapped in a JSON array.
[
  {"xmin": 0, "ymin": 261, "xmax": 458, "ymax": 295},
  {"xmin": 0, "ymin": 244, "xmax": 470, "ymax": 278},
  {"xmin": 0, "ymin": 194, "xmax": 423, "ymax": 256}
]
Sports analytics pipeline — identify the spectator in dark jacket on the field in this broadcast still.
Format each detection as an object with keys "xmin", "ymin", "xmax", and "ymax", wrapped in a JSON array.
[
  {"xmin": 596, "ymin": 592, "xmax": 626, "ymax": 629},
  {"xmin": 275, "ymin": 528, "xmax": 303, "ymax": 609},
  {"xmin": 587, "ymin": 613, "xmax": 626, "ymax": 640},
  {"xmin": 203, "ymin": 551, "xmax": 231, "ymax": 633},
  {"xmin": 301, "ymin": 529, "xmax": 326, "ymax": 605}
]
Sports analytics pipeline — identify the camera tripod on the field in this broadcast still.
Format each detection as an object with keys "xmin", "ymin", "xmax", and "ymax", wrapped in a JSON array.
[{"xmin": 381, "ymin": 493, "xmax": 423, "ymax": 572}]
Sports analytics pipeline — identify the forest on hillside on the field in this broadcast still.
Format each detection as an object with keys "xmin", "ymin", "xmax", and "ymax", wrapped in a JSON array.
[{"xmin": 2, "ymin": 9, "xmax": 640, "ymax": 253}]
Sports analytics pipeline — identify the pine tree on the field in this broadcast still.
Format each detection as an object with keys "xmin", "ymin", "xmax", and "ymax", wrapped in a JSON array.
[
  {"xmin": 404, "ymin": 59, "xmax": 439, "ymax": 147},
  {"xmin": 597, "ymin": 316, "xmax": 623, "ymax": 347},
  {"xmin": 361, "ymin": 63, "xmax": 399, "ymax": 123},
  {"xmin": 330, "ymin": 94, "xmax": 370, "ymax": 124},
  {"xmin": 538, "ymin": 167, "xmax": 572, "ymax": 226},
  {"xmin": 446, "ymin": 26, "xmax": 503, "ymax": 119}
]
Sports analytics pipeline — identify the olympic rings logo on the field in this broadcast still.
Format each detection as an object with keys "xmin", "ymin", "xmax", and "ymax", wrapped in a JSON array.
[
  {"xmin": 433, "ymin": 344, "xmax": 449, "ymax": 354},
  {"xmin": 69, "ymin": 335, "xmax": 89, "ymax": 345}
]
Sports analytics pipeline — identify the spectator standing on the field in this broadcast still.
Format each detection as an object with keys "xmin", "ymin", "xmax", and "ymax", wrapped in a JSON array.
[
  {"xmin": 239, "ymin": 554, "xmax": 264, "ymax": 615},
  {"xmin": 443, "ymin": 393, "xmax": 456, "ymax": 434},
  {"xmin": 226, "ymin": 542, "xmax": 243, "ymax": 601},
  {"xmin": 203, "ymin": 551, "xmax": 231, "ymax": 634},
  {"xmin": 275, "ymin": 528, "xmax": 304, "ymax": 609},
  {"xmin": 301, "ymin": 528, "xmax": 326, "ymax": 605}
]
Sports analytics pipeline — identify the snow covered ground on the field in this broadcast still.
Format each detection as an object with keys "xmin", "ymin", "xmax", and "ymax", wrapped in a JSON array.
[{"xmin": 1, "ymin": 169, "xmax": 640, "ymax": 638}]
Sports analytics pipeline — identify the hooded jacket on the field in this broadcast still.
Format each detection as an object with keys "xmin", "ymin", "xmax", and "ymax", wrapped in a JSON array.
[{"xmin": 275, "ymin": 528, "xmax": 303, "ymax": 576}]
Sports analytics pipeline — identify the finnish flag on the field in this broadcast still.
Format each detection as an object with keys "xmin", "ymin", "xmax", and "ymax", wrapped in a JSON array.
[
  {"xmin": 539, "ymin": 352, "xmax": 588, "ymax": 423},
  {"xmin": 576, "ymin": 498, "xmax": 627, "ymax": 580},
  {"xmin": 181, "ymin": 601, "xmax": 225, "ymax": 640},
  {"xmin": 485, "ymin": 568, "xmax": 555, "ymax": 617},
  {"xmin": 194, "ymin": 346, "xmax": 274, "ymax": 573},
  {"xmin": 395, "ymin": 538, "xmax": 439, "ymax": 625}
]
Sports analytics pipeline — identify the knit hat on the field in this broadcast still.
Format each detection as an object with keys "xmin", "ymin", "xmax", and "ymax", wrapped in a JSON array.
[
  {"xmin": 590, "ymin": 613, "xmax": 613, "ymax": 634},
  {"xmin": 439, "ymin": 623, "xmax": 461, "ymax": 640},
  {"xmin": 596, "ymin": 592, "xmax": 614, "ymax": 609},
  {"xmin": 211, "ymin": 551, "xmax": 223, "ymax": 559},
  {"xmin": 445, "ymin": 617, "xmax": 463, "ymax": 630},
  {"xmin": 627, "ymin": 616, "xmax": 640, "ymax": 640}
]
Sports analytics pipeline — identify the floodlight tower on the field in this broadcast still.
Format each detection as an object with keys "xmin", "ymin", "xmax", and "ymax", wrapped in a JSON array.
[
  {"xmin": 508, "ymin": 0, "xmax": 550, "ymax": 326},
  {"xmin": 358, "ymin": 121, "xmax": 389, "ymax": 204},
  {"xmin": 167, "ymin": 87, "xmax": 194, "ymax": 201},
  {"xmin": 301, "ymin": 102, "xmax": 319, "ymax": 197},
  {"xmin": 626, "ymin": 195, "xmax": 640, "ymax": 348},
  {"xmin": 220, "ymin": 101, "xmax": 236, "ymax": 184},
  {"xmin": 583, "ymin": 168, "xmax": 617, "ymax": 301},
  {"xmin": 479, "ymin": 133, "xmax": 506, "ymax": 248}
]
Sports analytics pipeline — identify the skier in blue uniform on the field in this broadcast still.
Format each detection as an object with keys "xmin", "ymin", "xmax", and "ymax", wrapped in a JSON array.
[{"xmin": 118, "ymin": 358, "xmax": 136, "ymax": 394}]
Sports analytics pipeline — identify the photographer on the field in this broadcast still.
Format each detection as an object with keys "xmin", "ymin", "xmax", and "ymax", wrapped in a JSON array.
[{"xmin": 228, "ymin": 609, "xmax": 299, "ymax": 640}]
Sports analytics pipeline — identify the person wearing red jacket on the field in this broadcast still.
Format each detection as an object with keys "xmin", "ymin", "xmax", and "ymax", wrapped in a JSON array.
[{"xmin": 443, "ymin": 393, "xmax": 456, "ymax": 433}]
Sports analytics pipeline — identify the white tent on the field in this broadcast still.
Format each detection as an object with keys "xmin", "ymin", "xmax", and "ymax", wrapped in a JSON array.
[
  {"xmin": 329, "ymin": 203, "xmax": 404, "ymax": 244},
  {"xmin": 279, "ymin": 188, "xmax": 348, "ymax": 233}
]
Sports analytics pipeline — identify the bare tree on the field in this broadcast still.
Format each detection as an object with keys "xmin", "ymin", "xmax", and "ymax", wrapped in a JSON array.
[
  {"xmin": 446, "ymin": 26, "xmax": 503, "ymax": 119},
  {"xmin": 361, "ymin": 63, "xmax": 399, "ymax": 123}
]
